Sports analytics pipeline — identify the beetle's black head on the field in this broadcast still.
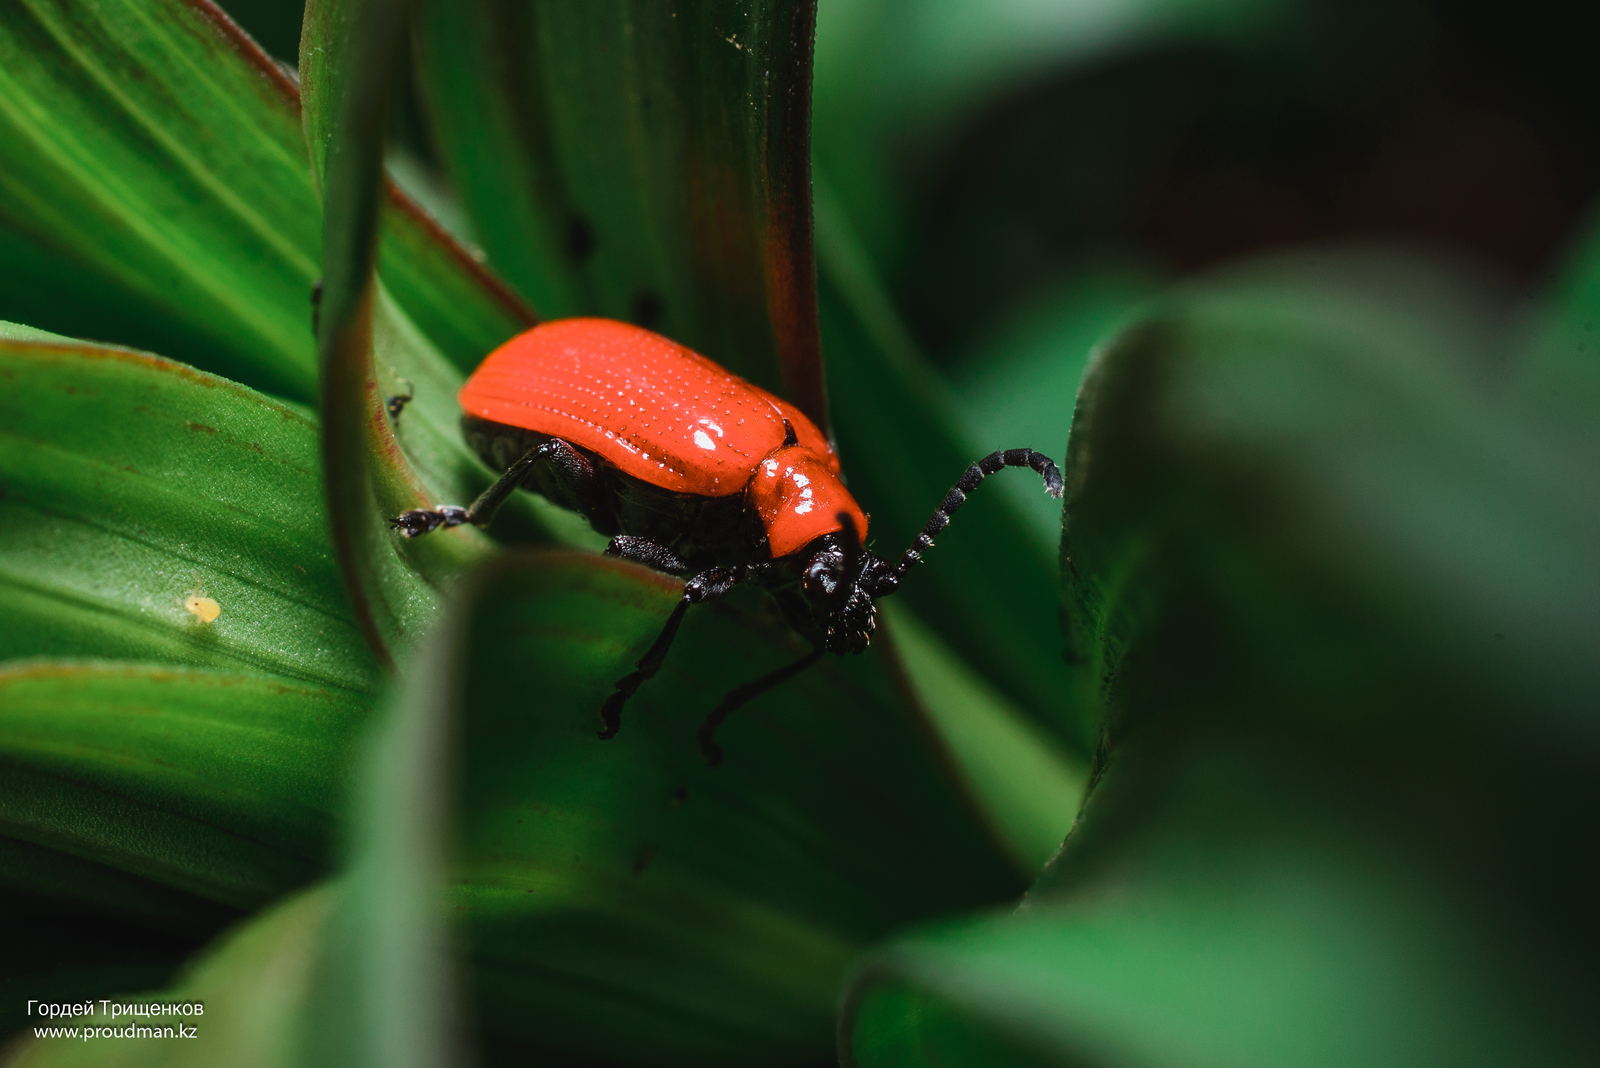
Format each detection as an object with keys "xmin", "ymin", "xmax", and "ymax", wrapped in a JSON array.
[{"xmin": 797, "ymin": 519, "xmax": 900, "ymax": 656}]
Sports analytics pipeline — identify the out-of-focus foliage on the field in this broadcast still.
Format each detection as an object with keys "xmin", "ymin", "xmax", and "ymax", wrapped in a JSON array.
[
  {"xmin": 841, "ymin": 250, "xmax": 1600, "ymax": 1066},
  {"xmin": 3, "ymin": 0, "xmax": 1599, "ymax": 1064}
]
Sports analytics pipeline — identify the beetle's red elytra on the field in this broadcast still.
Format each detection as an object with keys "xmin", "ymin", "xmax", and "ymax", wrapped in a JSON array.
[
  {"xmin": 392, "ymin": 317, "xmax": 1063, "ymax": 764},
  {"xmin": 456, "ymin": 318, "xmax": 868, "ymax": 557}
]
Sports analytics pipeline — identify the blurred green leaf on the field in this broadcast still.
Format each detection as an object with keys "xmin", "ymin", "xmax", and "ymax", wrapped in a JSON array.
[
  {"xmin": 4, "ymin": 882, "xmax": 339, "ymax": 1068},
  {"xmin": 0, "ymin": 334, "xmax": 379, "ymax": 687},
  {"xmin": 432, "ymin": 551, "xmax": 1018, "ymax": 1064},
  {"xmin": 300, "ymin": 530, "xmax": 468, "ymax": 1068},
  {"xmin": 0, "ymin": 662, "xmax": 369, "ymax": 921},
  {"xmin": 0, "ymin": 0, "xmax": 531, "ymax": 403},
  {"xmin": 1525, "ymin": 205, "xmax": 1600, "ymax": 428},
  {"xmin": 413, "ymin": 0, "xmax": 827, "ymax": 424},
  {"xmin": 948, "ymin": 262, "xmax": 1162, "ymax": 549},
  {"xmin": 0, "ymin": 891, "xmax": 198, "ymax": 1042},
  {"xmin": 2, "ymin": 556, "xmax": 472, "ymax": 1068},
  {"xmin": 840, "ymin": 249, "xmax": 1600, "ymax": 1067},
  {"xmin": 880, "ymin": 602, "xmax": 1085, "ymax": 877},
  {"xmin": 815, "ymin": 184, "xmax": 1090, "ymax": 753},
  {"xmin": 301, "ymin": 0, "xmax": 446, "ymax": 665},
  {"xmin": 810, "ymin": 0, "xmax": 1305, "ymax": 274}
]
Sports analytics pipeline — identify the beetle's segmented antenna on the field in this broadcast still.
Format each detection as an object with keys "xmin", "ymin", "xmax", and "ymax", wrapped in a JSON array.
[
  {"xmin": 835, "ymin": 510, "xmax": 862, "ymax": 574},
  {"xmin": 893, "ymin": 449, "xmax": 1063, "ymax": 580}
]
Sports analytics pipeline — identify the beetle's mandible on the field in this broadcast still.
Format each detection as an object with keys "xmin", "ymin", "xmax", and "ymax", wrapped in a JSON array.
[{"xmin": 392, "ymin": 318, "xmax": 1063, "ymax": 764}]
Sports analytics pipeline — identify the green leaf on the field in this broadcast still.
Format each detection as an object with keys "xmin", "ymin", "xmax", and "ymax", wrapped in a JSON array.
[
  {"xmin": 0, "ymin": 890, "xmax": 196, "ymax": 1043},
  {"xmin": 0, "ymin": 0, "xmax": 322, "ymax": 399},
  {"xmin": 0, "ymin": 661, "xmax": 370, "ymax": 921},
  {"xmin": 3, "ymin": 881, "xmax": 340, "ymax": 1068},
  {"xmin": 810, "ymin": 0, "xmax": 1304, "ymax": 276},
  {"xmin": 437, "ymin": 551, "xmax": 1018, "ymax": 1064},
  {"xmin": 1525, "ymin": 206, "xmax": 1600, "ymax": 429},
  {"xmin": 840, "ymin": 249, "xmax": 1600, "ymax": 1067},
  {"xmin": 2, "ymin": 573, "xmax": 469, "ymax": 1068},
  {"xmin": 377, "ymin": 195, "xmax": 538, "ymax": 378},
  {"xmin": 947, "ymin": 262, "xmax": 1163, "ymax": 549},
  {"xmin": 413, "ymin": 0, "xmax": 828, "ymax": 424},
  {"xmin": 814, "ymin": 185, "xmax": 1090, "ymax": 753},
  {"xmin": 0, "ymin": 334, "xmax": 379, "ymax": 688},
  {"xmin": 0, "ymin": 0, "xmax": 531, "ymax": 405},
  {"xmin": 301, "ymin": 0, "xmax": 509, "ymax": 667},
  {"xmin": 880, "ymin": 602, "xmax": 1085, "ymax": 877}
]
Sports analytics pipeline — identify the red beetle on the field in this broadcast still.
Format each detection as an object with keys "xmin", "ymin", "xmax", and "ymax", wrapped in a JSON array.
[{"xmin": 393, "ymin": 318, "xmax": 1062, "ymax": 763}]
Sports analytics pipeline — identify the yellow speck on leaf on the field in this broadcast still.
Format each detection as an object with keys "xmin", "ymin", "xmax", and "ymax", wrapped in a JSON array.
[{"xmin": 181, "ymin": 575, "xmax": 222, "ymax": 624}]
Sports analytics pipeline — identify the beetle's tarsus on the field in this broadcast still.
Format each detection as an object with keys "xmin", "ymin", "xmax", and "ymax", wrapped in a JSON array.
[
  {"xmin": 597, "ymin": 688, "xmax": 629, "ymax": 739},
  {"xmin": 389, "ymin": 505, "xmax": 468, "ymax": 537}
]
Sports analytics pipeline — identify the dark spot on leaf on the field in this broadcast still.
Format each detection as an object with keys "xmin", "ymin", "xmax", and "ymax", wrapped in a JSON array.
[
  {"xmin": 185, "ymin": 421, "xmax": 218, "ymax": 434},
  {"xmin": 566, "ymin": 217, "xmax": 595, "ymax": 262},
  {"xmin": 631, "ymin": 291, "xmax": 664, "ymax": 329},
  {"xmin": 632, "ymin": 844, "xmax": 657, "ymax": 875},
  {"xmin": 670, "ymin": 786, "xmax": 687, "ymax": 808}
]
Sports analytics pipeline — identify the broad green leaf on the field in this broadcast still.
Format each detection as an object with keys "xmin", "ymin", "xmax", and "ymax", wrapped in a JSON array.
[
  {"xmin": 299, "ymin": 532, "xmax": 468, "ymax": 1068},
  {"xmin": 3, "ymin": 574, "xmax": 470, "ymax": 1068},
  {"xmin": 841, "ymin": 249, "xmax": 1600, "ymax": 1067},
  {"xmin": 0, "ymin": 0, "xmax": 322, "ymax": 399},
  {"xmin": 413, "ymin": 0, "xmax": 828, "ymax": 424},
  {"xmin": 437, "ymin": 552, "xmax": 1018, "ymax": 1064},
  {"xmin": 377, "ymin": 194, "xmax": 537, "ymax": 378},
  {"xmin": 0, "ymin": 335, "xmax": 379, "ymax": 689},
  {"xmin": 814, "ymin": 185, "xmax": 1090, "ymax": 753},
  {"xmin": 0, "ymin": 0, "xmax": 532, "ymax": 404},
  {"xmin": 843, "ymin": 752, "xmax": 1592, "ymax": 1068},
  {"xmin": 0, "ymin": 661, "xmax": 370, "ymax": 920}
]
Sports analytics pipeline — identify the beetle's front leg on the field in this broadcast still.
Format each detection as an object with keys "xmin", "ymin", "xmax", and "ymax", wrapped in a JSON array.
[
  {"xmin": 391, "ymin": 438, "xmax": 593, "ymax": 537},
  {"xmin": 597, "ymin": 563, "xmax": 758, "ymax": 740}
]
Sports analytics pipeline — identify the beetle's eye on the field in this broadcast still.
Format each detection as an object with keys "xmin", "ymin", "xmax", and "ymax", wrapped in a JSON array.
[{"xmin": 803, "ymin": 556, "xmax": 840, "ymax": 597}]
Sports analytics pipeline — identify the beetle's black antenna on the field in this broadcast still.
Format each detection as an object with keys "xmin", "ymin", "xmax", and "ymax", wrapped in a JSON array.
[
  {"xmin": 891, "ymin": 449, "xmax": 1063, "ymax": 581},
  {"xmin": 835, "ymin": 510, "xmax": 862, "ymax": 576}
]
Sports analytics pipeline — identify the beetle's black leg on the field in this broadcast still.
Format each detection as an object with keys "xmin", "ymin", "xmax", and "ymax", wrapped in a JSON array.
[
  {"xmin": 884, "ymin": 448, "xmax": 1064, "ymax": 586},
  {"xmin": 600, "ymin": 598, "xmax": 690, "ymax": 739},
  {"xmin": 384, "ymin": 379, "xmax": 414, "ymax": 423},
  {"xmin": 390, "ymin": 438, "xmax": 593, "ymax": 537},
  {"xmin": 598, "ymin": 563, "xmax": 762, "ymax": 740},
  {"xmin": 697, "ymin": 647, "xmax": 824, "ymax": 766},
  {"xmin": 604, "ymin": 536, "xmax": 689, "ymax": 575}
]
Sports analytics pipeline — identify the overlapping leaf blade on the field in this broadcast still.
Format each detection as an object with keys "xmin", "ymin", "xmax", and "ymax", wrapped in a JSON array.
[
  {"xmin": 0, "ymin": 334, "xmax": 378, "ymax": 688},
  {"xmin": 0, "ymin": 334, "xmax": 383, "ymax": 1014},
  {"xmin": 840, "ymin": 250, "xmax": 1600, "ymax": 1067},
  {"xmin": 0, "ymin": 663, "xmax": 370, "ymax": 919},
  {"xmin": 443, "ymin": 552, "xmax": 1019, "ymax": 1064},
  {"xmin": 0, "ymin": 0, "xmax": 534, "ymax": 394},
  {"xmin": 0, "ymin": 0, "xmax": 323, "ymax": 400},
  {"xmin": 413, "ymin": 0, "xmax": 827, "ymax": 423}
]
